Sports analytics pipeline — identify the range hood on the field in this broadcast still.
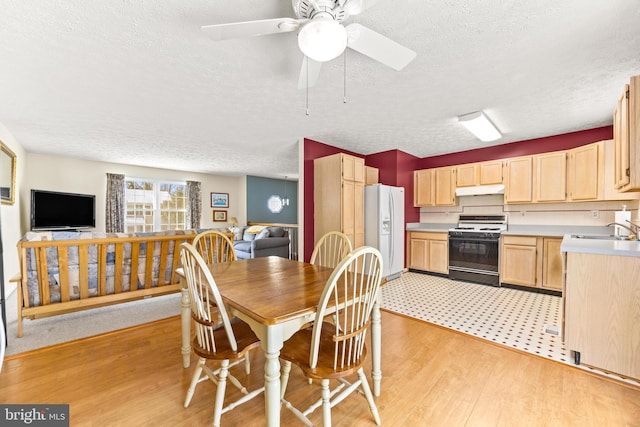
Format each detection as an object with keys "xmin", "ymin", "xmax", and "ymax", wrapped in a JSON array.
[{"xmin": 455, "ymin": 184, "xmax": 505, "ymax": 197}]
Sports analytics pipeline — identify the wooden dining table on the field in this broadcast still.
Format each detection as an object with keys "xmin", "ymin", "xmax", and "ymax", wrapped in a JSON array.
[{"xmin": 178, "ymin": 256, "xmax": 383, "ymax": 427}]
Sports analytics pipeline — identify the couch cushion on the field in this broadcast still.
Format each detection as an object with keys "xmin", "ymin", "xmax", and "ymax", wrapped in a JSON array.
[
  {"xmin": 268, "ymin": 227, "xmax": 285, "ymax": 238},
  {"xmin": 255, "ymin": 228, "xmax": 270, "ymax": 239},
  {"xmin": 234, "ymin": 241, "xmax": 252, "ymax": 253}
]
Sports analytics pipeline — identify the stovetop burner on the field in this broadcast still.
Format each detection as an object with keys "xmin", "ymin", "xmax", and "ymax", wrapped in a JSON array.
[{"xmin": 448, "ymin": 214, "xmax": 508, "ymax": 234}]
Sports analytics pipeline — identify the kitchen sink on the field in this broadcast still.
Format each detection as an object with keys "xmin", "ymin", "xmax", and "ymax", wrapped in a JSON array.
[{"xmin": 571, "ymin": 234, "xmax": 634, "ymax": 241}]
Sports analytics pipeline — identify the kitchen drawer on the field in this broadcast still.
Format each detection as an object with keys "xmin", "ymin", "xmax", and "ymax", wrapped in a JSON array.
[
  {"xmin": 409, "ymin": 231, "xmax": 448, "ymax": 241},
  {"xmin": 502, "ymin": 235, "xmax": 537, "ymax": 246}
]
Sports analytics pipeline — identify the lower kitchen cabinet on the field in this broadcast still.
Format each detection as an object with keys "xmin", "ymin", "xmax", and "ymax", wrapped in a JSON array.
[
  {"xmin": 407, "ymin": 231, "xmax": 448, "ymax": 274},
  {"xmin": 501, "ymin": 235, "xmax": 563, "ymax": 292},
  {"xmin": 564, "ymin": 251, "xmax": 640, "ymax": 380}
]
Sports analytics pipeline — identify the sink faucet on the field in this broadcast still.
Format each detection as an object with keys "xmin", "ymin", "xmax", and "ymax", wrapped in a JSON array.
[{"xmin": 606, "ymin": 222, "xmax": 637, "ymax": 236}]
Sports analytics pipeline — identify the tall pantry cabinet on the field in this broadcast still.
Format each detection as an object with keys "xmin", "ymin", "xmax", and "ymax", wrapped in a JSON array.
[{"xmin": 314, "ymin": 153, "xmax": 365, "ymax": 249}]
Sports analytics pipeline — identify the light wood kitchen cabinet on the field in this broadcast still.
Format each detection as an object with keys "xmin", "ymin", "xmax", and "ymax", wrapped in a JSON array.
[
  {"xmin": 456, "ymin": 160, "xmax": 503, "ymax": 187},
  {"xmin": 563, "ymin": 251, "xmax": 640, "ymax": 380},
  {"xmin": 534, "ymin": 151, "xmax": 567, "ymax": 202},
  {"xmin": 614, "ymin": 84, "xmax": 631, "ymax": 189},
  {"xmin": 503, "ymin": 156, "xmax": 533, "ymax": 204},
  {"xmin": 413, "ymin": 169, "xmax": 434, "ymax": 207},
  {"xmin": 365, "ymin": 166, "xmax": 379, "ymax": 185},
  {"xmin": 541, "ymin": 238, "xmax": 563, "ymax": 291},
  {"xmin": 501, "ymin": 235, "xmax": 538, "ymax": 286},
  {"xmin": 567, "ymin": 141, "xmax": 603, "ymax": 201},
  {"xmin": 407, "ymin": 231, "xmax": 448, "ymax": 274},
  {"xmin": 434, "ymin": 167, "xmax": 456, "ymax": 206},
  {"xmin": 614, "ymin": 74, "xmax": 640, "ymax": 192},
  {"xmin": 413, "ymin": 167, "xmax": 456, "ymax": 206},
  {"xmin": 314, "ymin": 153, "xmax": 365, "ymax": 249},
  {"xmin": 501, "ymin": 235, "xmax": 563, "ymax": 292}
]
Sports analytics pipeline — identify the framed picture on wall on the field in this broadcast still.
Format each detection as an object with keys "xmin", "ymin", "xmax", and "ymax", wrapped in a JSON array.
[
  {"xmin": 213, "ymin": 210, "xmax": 227, "ymax": 222},
  {"xmin": 211, "ymin": 192, "xmax": 229, "ymax": 208}
]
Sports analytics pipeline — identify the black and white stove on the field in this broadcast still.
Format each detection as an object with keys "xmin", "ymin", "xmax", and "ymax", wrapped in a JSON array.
[
  {"xmin": 448, "ymin": 215, "xmax": 508, "ymax": 286},
  {"xmin": 448, "ymin": 215, "xmax": 508, "ymax": 238}
]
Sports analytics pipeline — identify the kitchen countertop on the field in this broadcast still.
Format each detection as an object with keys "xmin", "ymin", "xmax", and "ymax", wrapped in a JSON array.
[
  {"xmin": 560, "ymin": 234, "xmax": 640, "ymax": 257},
  {"xmin": 405, "ymin": 223, "xmax": 454, "ymax": 233}
]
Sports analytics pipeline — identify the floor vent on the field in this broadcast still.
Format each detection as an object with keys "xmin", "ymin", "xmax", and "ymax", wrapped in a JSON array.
[{"xmin": 543, "ymin": 324, "xmax": 561, "ymax": 337}]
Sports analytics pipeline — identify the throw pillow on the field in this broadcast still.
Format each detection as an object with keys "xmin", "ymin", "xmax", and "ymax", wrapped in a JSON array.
[
  {"xmin": 268, "ymin": 227, "xmax": 285, "ymax": 237},
  {"xmin": 255, "ymin": 228, "xmax": 270, "ymax": 239}
]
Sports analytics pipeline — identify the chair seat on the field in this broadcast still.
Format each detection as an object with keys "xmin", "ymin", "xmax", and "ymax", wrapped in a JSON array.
[
  {"xmin": 280, "ymin": 322, "xmax": 366, "ymax": 380},
  {"xmin": 193, "ymin": 317, "xmax": 261, "ymax": 361}
]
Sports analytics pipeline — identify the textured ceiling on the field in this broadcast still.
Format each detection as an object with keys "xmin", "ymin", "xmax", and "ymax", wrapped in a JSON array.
[{"xmin": 1, "ymin": 0, "xmax": 639, "ymax": 179}]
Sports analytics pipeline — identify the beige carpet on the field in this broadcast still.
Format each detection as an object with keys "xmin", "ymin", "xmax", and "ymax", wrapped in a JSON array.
[{"xmin": 3, "ymin": 286, "xmax": 181, "ymax": 356}]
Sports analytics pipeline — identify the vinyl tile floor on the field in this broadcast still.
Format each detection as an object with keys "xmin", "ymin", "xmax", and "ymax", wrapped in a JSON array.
[{"xmin": 380, "ymin": 271, "xmax": 640, "ymax": 387}]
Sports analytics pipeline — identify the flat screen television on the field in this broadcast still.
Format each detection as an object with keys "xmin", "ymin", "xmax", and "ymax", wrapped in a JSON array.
[{"xmin": 31, "ymin": 189, "xmax": 96, "ymax": 231}]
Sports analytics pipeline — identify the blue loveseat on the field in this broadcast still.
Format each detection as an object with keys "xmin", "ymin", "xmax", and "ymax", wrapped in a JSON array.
[{"xmin": 232, "ymin": 226, "xmax": 290, "ymax": 259}]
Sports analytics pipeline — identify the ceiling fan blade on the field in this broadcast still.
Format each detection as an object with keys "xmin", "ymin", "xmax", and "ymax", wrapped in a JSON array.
[
  {"xmin": 201, "ymin": 18, "xmax": 306, "ymax": 41},
  {"xmin": 345, "ymin": 23, "xmax": 416, "ymax": 71},
  {"xmin": 297, "ymin": 57, "xmax": 322, "ymax": 89}
]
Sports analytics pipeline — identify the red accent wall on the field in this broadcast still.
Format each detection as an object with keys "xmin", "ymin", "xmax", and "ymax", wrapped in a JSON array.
[
  {"xmin": 420, "ymin": 126, "xmax": 612, "ymax": 169},
  {"xmin": 365, "ymin": 150, "xmax": 421, "ymax": 224},
  {"xmin": 303, "ymin": 126, "xmax": 612, "ymax": 262}
]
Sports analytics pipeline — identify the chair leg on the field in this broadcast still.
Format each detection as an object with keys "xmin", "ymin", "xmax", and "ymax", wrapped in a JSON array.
[
  {"xmin": 212, "ymin": 360, "xmax": 230, "ymax": 427},
  {"xmin": 184, "ymin": 358, "xmax": 205, "ymax": 408},
  {"xmin": 357, "ymin": 368, "xmax": 381, "ymax": 426},
  {"xmin": 280, "ymin": 360, "xmax": 291, "ymax": 400},
  {"xmin": 244, "ymin": 352, "xmax": 251, "ymax": 375},
  {"xmin": 320, "ymin": 379, "xmax": 332, "ymax": 427}
]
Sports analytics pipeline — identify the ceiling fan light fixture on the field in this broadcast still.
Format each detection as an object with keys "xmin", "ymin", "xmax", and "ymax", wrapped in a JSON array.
[
  {"xmin": 458, "ymin": 111, "xmax": 502, "ymax": 142},
  {"xmin": 298, "ymin": 18, "xmax": 347, "ymax": 62}
]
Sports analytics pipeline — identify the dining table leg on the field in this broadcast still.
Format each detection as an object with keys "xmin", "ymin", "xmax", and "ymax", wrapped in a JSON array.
[{"xmin": 371, "ymin": 294, "xmax": 382, "ymax": 397}]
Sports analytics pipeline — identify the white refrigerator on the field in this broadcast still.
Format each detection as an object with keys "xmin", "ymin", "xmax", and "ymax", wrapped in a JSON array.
[{"xmin": 365, "ymin": 184, "xmax": 405, "ymax": 280}]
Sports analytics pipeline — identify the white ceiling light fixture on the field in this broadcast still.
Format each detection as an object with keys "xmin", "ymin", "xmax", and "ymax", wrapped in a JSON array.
[
  {"xmin": 458, "ymin": 111, "xmax": 502, "ymax": 142},
  {"xmin": 298, "ymin": 16, "xmax": 348, "ymax": 62}
]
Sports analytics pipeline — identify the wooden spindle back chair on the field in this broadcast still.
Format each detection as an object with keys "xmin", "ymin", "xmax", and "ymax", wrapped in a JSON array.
[
  {"xmin": 179, "ymin": 243, "xmax": 263, "ymax": 427},
  {"xmin": 310, "ymin": 231, "xmax": 353, "ymax": 268},
  {"xmin": 280, "ymin": 246, "xmax": 383, "ymax": 426}
]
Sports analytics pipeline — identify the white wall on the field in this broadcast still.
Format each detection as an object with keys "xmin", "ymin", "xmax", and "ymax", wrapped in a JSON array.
[
  {"xmin": 0, "ymin": 122, "xmax": 26, "ymax": 290},
  {"xmin": 24, "ymin": 153, "xmax": 246, "ymax": 234}
]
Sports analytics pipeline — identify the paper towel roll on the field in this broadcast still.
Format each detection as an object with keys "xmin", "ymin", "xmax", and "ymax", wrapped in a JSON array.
[{"xmin": 615, "ymin": 210, "xmax": 632, "ymax": 236}]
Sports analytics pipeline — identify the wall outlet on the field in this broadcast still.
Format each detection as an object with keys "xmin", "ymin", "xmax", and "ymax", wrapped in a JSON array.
[{"xmin": 591, "ymin": 210, "xmax": 600, "ymax": 218}]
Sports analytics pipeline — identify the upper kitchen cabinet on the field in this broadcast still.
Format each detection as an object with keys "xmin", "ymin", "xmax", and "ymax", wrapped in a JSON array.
[
  {"xmin": 314, "ymin": 153, "xmax": 365, "ymax": 250},
  {"xmin": 567, "ymin": 141, "xmax": 603, "ymax": 201},
  {"xmin": 365, "ymin": 166, "xmax": 379, "ymax": 185},
  {"xmin": 534, "ymin": 151, "xmax": 567, "ymax": 202},
  {"xmin": 614, "ymin": 74, "xmax": 640, "ymax": 192},
  {"xmin": 414, "ymin": 169, "xmax": 434, "ymax": 206},
  {"xmin": 414, "ymin": 166, "xmax": 457, "ymax": 206},
  {"xmin": 434, "ymin": 167, "xmax": 456, "ymax": 206},
  {"xmin": 456, "ymin": 160, "xmax": 503, "ymax": 187},
  {"xmin": 504, "ymin": 156, "xmax": 533, "ymax": 204}
]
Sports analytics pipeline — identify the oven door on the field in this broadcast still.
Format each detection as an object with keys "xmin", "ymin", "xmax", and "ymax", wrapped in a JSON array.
[{"xmin": 448, "ymin": 234, "xmax": 500, "ymax": 286}]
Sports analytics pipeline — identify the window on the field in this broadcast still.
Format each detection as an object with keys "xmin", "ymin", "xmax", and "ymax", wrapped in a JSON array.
[{"xmin": 125, "ymin": 178, "xmax": 187, "ymax": 232}]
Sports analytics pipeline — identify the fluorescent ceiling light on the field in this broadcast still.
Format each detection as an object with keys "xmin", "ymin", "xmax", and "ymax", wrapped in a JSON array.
[
  {"xmin": 458, "ymin": 111, "xmax": 502, "ymax": 142},
  {"xmin": 298, "ymin": 18, "xmax": 347, "ymax": 62}
]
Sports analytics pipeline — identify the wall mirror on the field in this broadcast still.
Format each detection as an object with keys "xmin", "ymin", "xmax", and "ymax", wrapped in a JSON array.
[{"xmin": 1, "ymin": 141, "xmax": 16, "ymax": 205}]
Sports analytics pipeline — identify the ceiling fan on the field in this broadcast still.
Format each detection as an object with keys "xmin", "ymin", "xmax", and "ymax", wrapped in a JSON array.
[{"xmin": 201, "ymin": 0, "xmax": 417, "ymax": 89}]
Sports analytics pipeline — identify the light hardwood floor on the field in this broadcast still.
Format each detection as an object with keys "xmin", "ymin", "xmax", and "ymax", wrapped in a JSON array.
[{"xmin": 1, "ymin": 312, "xmax": 639, "ymax": 426}]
